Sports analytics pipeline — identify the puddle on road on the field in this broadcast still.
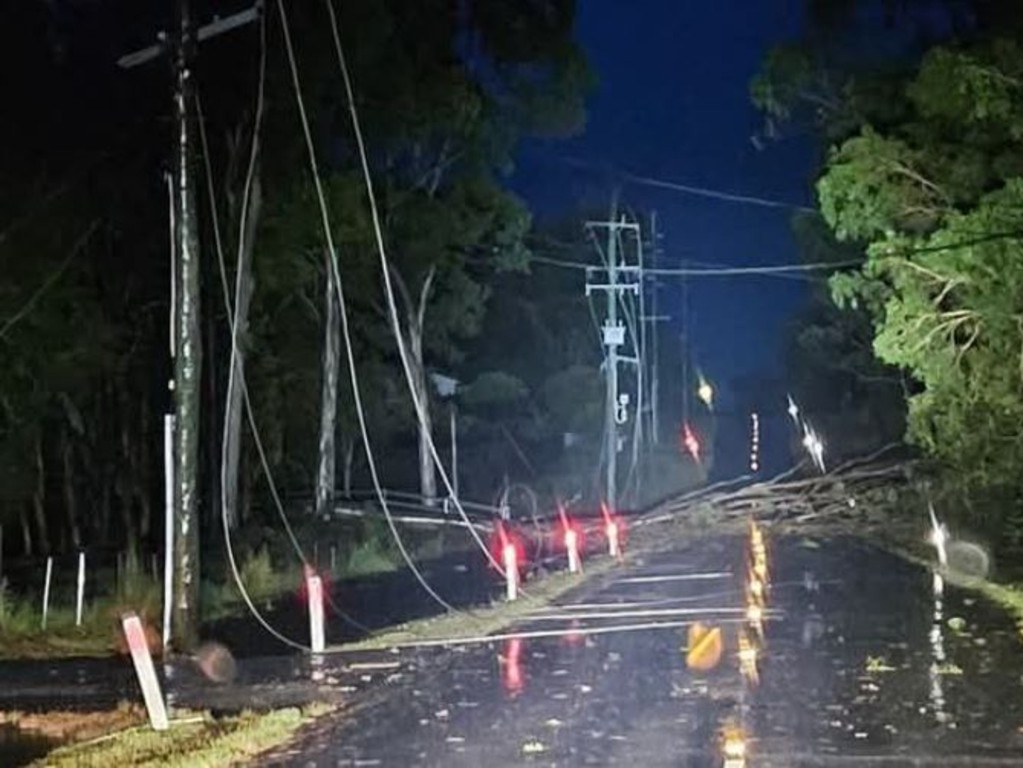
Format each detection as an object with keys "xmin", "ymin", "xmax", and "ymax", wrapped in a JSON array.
[
  {"xmin": 260, "ymin": 535, "xmax": 1023, "ymax": 767},
  {"xmin": 7, "ymin": 536, "xmax": 1023, "ymax": 767},
  {"xmin": 755, "ymin": 536, "xmax": 1023, "ymax": 763}
]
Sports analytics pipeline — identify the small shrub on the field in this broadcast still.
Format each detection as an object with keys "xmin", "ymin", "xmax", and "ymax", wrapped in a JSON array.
[
  {"xmin": 0, "ymin": 578, "xmax": 37, "ymax": 634},
  {"xmin": 112, "ymin": 550, "xmax": 160, "ymax": 620},
  {"xmin": 346, "ymin": 539, "xmax": 396, "ymax": 576},
  {"xmin": 238, "ymin": 546, "xmax": 283, "ymax": 605}
]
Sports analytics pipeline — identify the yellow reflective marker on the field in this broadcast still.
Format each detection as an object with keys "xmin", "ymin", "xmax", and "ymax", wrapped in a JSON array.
[
  {"xmin": 738, "ymin": 631, "xmax": 759, "ymax": 686},
  {"xmin": 685, "ymin": 621, "xmax": 723, "ymax": 671},
  {"xmin": 721, "ymin": 723, "xmax": 747, "ymax": 768}
]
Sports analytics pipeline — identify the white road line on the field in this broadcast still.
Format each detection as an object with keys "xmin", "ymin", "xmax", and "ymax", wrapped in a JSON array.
[
  {"xmin": 617, "ymin": 572, "xmax": 733, "ymax": 584},
  {"xmin": 366, "ymin": 618, "xmax": 750, "ymax": 649},
  {"xmin": 526, "ymin": 606, "xmax": 777, "ymax": 621}
]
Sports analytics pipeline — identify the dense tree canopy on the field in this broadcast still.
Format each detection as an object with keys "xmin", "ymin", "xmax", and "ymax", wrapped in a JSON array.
[
  {"xmin": 822, "ymin": 41, "xmax": 1023, "ymax": 513},
  {"xmin": 0, "ymin": 0, "xmax": 595, "ymax": 565},
  {"xmin": 758, "ymin": 0, "xmax": 1023, "ymax": 547}
]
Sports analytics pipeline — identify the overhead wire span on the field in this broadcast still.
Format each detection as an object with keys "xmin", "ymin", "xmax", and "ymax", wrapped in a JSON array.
[
  {"xmin": 320, "ymin": 0, "xmax": 511, "ymax": 578},
  {"xmin": 555, "ymin": 154, "xmax": 815, "ymax": 212},
  {"xmin": 529, "ymin": 251, "xmax": 861, "ymax": 276},
  {"xmin": 196, "ymin": 74, "xmax": 371, "ymax": 634},
  {"xmin": 276, "ymin": 0, "xmax": 463, "ymax": 614},
  {"xmin": 528, "ymin": 235, "xmax": 819, "ymax": 284},
  {"xmin": 197, "ymin": 10, "xmax": 308, "ymax": 651},
  {"xmin": 0, "ymin": 220, "xmax": 100, "ymax": 342}
]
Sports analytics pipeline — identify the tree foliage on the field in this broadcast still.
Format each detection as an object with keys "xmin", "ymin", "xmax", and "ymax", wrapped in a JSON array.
[
  {"xmin": 817, "ymin": 37, "xmax": 1023, "ymax": 542},
  {"xmin": 0, "ymin": 0, "xmax": 592, "ymax": 564}
]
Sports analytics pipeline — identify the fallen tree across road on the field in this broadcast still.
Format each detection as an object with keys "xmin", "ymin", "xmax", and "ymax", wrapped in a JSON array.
[{"xmin": 633, "ymin": 444, "xmax": 920, "ymax": 540}]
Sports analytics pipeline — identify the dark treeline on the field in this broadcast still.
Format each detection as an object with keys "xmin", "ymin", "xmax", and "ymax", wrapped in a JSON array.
[{"xmin": 0, "ymin": 0, "xmax": 604, "ymax": 561}]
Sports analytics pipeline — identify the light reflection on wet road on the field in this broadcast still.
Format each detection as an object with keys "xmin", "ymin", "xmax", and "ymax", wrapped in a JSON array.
[{"xmin": 258, "ymin": 532, "xmax": 1023, "ymax": 767}]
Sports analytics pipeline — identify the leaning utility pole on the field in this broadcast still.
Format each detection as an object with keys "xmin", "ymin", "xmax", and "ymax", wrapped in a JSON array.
[
  {"xmin": 119, "ymin": 0, "xmax": 261, "ymax": 652},
  {"xmin": 586, "ymin": 196, "xmax": 641, "ymax": 511}
]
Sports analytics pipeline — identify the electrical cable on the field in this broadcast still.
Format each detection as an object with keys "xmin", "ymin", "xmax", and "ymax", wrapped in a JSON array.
[
  {"xmin": 0, "ymin": 220, "xmax": 100, "ymax": 342},
  {"xmin": 196, "ymin": 49, "xmax": 372, "ymax": 635},
  {"xmin": 276, "ymin": 0, "xmax": 462, "ymax": 614},
  {"xmin": 195, "ymin": 23, "xmax": 368, "ymax": 630},
  {"xmin": 555, "ymin": 154, "xmax": 815, "ymax": 212},
  {"xmin": 199, "ymin": 10, "xmax": 308, "ymax": 652},
  {"xmin": 625, "ymin": 170, "xmax": 815, "ymax": 212},
  {"xmin": 320, "ymin": 0, "xmax": 512, "ymax": 578},
  {"xmin": 529, "ymin": 234, "xmax": 819, "ymax": 284},
  {"xmin": 530, "ymin": 251, "xmax": 862, "ymax": 275}
]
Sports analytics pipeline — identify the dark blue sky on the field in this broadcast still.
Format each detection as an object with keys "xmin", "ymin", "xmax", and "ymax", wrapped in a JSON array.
[{"xmin": 513, "ymin": 0, "xmax": 816, "ymax": 412}]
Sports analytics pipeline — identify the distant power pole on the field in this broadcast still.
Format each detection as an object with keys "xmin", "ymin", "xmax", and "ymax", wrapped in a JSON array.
[
  {"xmin": 586, "ymin": 195, "xmax": 641, "ymax": 510},
  {"xmin": 642, "ymin": 212, "xmax": 670, "ymax": 449},
  {"xmin": 119, "ymin": 0, "xmax": 261, "ymax": 652}
]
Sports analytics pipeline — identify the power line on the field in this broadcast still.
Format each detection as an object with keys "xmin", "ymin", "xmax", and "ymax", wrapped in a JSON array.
[
  {"xmin": 196, "ymin": 41, "xmax": 371, "ymax": 638},
  {"xmin": 647, "ymin": 260, "xmax": 860, "ymax": 276},
  {"xmin": 321, "ymin": 0, "xmax": 509, "ymax": 578},
  {"xmin": 624, "ymin": 171, "xmax": 816, "ymax": 213},
  {"xmin": 197, "ymin": 13, "xmax": 308, "ymax": 652},
  {"xmin": 530, "ymin": 251, "xmax": 861, "ymax": 276},
  {"xmin": 0, "ymin": 219, "xmax": 99, "ymax": 342},
  {"xmin": 556, "ymin": 155, "xmax": 815, "ymax": 212},
  {"xmin": 277, "ymin": 0, "xmax": 462, "ymax": 616}
]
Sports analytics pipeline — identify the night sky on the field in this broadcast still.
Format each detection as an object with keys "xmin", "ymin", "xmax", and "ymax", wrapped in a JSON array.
[
  {"xmin": 512, "ymin": 0, "xmax": 817, "ymax": 476},
  {"xmin": 514, "ymin": 0, "xmax": 814, "ymax": 403}
]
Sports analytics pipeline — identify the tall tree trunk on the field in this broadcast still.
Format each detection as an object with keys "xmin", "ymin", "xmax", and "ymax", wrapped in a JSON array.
[
  {"xmin": 32, "ymin": 433, "xmax": 50, "ymax": 555},
  {"xmin": 137, "ymin": 396, "xmax": 152, "ymax": 542},
  {"xmin": 315, "ymin": 264, "xmax": 341, "ymax": 518},
  {"xmin": 99, "ymin": 482, "xmax": 112, "ymax": 548},
  {"xmin": 223, "ymin": 168, "xmax": 261, "ymax": 530},
  {"xmin": 388, "ymin": 265, "xmax": 438, "ymax": 505},
  {"xmin": 19, "ymin": 503, "xmax": 32, "ymax": 557},
  {"xmin": 342, "ymin": 436, "xmax": 356, "ymax": 497},
  {"xmin": 118, "ymin": 415, "xmax": 139, "ymax": 556},
  {"xmin": 410, "ymin": 326, "xmax": 436, "ymax": 506},
  {"xmin": 239, "ymin": 448, "xmax": 251, "ymax": 527},
  {"xmin": 61, "ymin": 426, "xmax": 81, "ymax": 550}
]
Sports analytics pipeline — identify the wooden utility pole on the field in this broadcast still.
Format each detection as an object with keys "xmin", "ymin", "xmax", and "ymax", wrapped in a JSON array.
[
  {"xmin": 119, "ymin": 0, "xmax": 261, "ymax": 652},
  {"xmin": 169, "ymin": 0, "xmax": 202, "ymax": 651}
]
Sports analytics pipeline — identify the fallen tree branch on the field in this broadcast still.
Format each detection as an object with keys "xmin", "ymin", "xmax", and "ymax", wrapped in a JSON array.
[{"xmin": 636, "ymin": 448, "xmax": 917, "ymax": 529}]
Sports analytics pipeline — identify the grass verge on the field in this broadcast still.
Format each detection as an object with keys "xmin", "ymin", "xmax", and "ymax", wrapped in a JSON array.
[
  {"xmin": 334, "ymin": 555, "xmax": 624, "ymax": 651},
  {"xmin": 29, "ymin": 704, "xmax": 332, "ymax": 768},
  {"xmin": 0, "ymin": 524, "xmax": 473, "ymax": 660},
  {"xmin": 869, "ymin": 533, "xmax": 1023, "ymax": 636}
]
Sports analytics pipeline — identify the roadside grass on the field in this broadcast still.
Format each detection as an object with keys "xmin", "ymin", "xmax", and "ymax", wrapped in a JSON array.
[
  {"xmin": 344, "ymin": 537, "xmax": 399, "ymax": 578},
  {"xmin": 1, "ymin": 701, "xmax": 145, "ymax": 744},
  {"xmin": 30, "ymin": 703, "xmax": 333, "ymax": 768},
  {"xmin": 0, "ymin": 565, "xmax": 154, "ymax": 660},
  {"xmin": 8, "ymin": 521, "xmax": 697, "ymax": 765},
  {"xmin": 0, "ymin": 523, "xmax": 462, "ymax": 660},
  {"xmin": 15, "ymin": 545, "xmax": 632, "ymax": 765},
  {"xmin": 871, "ymin": 534, "xmax": 1023, "ymax": 636}
]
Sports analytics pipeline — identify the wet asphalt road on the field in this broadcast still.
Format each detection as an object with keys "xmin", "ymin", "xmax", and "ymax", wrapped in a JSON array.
[{"xmin": 256, "ymin": 532, "xmax": 1023, "ymax": 767}]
